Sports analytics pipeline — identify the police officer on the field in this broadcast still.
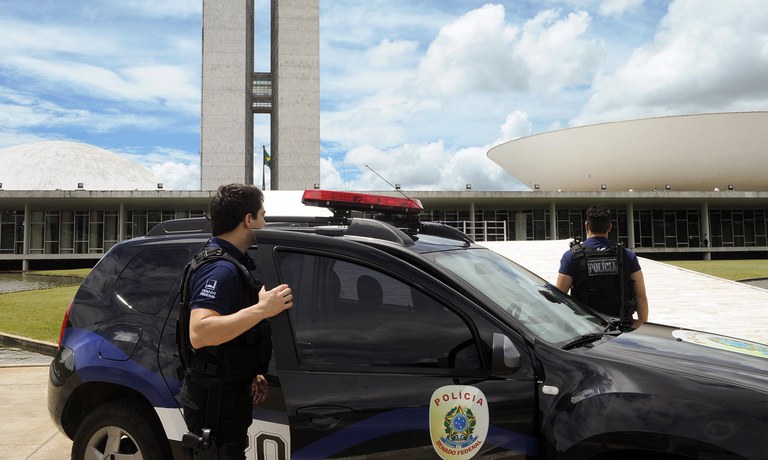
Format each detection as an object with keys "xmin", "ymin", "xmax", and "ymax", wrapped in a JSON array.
[
  {"xmin": 180, "ymin": 183, "xmax": 293, "ymax": 459},
  {"xmin": 556, "ymin": 205, "xmax": 648, "ymax": 329}
]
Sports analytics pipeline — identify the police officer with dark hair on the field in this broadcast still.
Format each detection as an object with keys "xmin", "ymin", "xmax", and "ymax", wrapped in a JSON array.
[
  {"xmin": 556, "ymin": 205, "xmax": 648, "ymax": 329},
  {"xmin": 179, "ymin": 183, "xmax": 293, "ymax": 459}
]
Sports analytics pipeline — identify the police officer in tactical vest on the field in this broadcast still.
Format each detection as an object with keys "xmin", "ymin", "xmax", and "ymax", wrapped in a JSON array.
[
  {"xmin": 556, "ymin": 205, "xmax": 648, "ymax": 329},
  {"xmin": 178, "ymin": 184, "xmax": 293, "ymax": 459}
]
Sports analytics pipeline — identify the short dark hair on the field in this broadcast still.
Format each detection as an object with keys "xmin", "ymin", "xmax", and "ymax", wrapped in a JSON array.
[
  {"xmin": 586, "ymin": 205, "xmax": 612, "ymax": 234},
  {"xmin": 209, "ymin": 184, "xmax": 264, "ymax": 236}
]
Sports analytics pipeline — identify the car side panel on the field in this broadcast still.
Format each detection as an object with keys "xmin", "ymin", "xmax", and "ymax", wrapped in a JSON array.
[{"xmin": 257, "ymin": 236, "xmax": 541, "ymax": 458}]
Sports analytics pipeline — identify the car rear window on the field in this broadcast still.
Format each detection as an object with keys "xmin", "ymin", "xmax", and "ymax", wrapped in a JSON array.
[{"xmin": 114, "ymin": 247, "xmax": 191, "ymax": 315}]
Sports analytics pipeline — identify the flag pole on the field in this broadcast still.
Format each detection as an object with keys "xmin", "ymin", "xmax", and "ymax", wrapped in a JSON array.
[{"xmin": 262, "ymin": 145, "xmax": 266, "ymax": 190}]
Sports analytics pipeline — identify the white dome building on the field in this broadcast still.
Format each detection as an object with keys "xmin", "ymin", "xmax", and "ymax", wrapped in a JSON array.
[{"xmin": 0, "ymin": 141, "xmax": 163, "ymax": 191}]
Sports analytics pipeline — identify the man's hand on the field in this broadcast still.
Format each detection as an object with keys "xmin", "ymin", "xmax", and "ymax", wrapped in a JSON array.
[
  {"xmin": 251, "ymin": 374, "xmax": 268, "ymax": 405},
  {"xmin": 255, "ymin": 284, "xmax": 293, "ymax": 319}
]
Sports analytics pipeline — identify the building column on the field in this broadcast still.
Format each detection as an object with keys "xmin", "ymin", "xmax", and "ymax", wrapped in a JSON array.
[
  {"xmin": 22, "ymin": 203, "xmax": 30, "ymax": 272},
  {"xmin": 549, "ymin": 202, "xmax": 557, "ymax": 240},
  {"xmin": 626, "ymin": 202, "xmax": 636, "ymax": 248},
  {"xmin": 468, "ymin": 201, "xmax": 476, "ymax": 240},
  {"xmin": 515, "ymin": 213, "xmax": 527, "ymax": 241},
  {"xmin": 119, "ymin": 203, "xmax": 126, "ymax": 242},
  {"xmin": 701, "ymin": 202, "xmax": 711, "ymax": 260}
]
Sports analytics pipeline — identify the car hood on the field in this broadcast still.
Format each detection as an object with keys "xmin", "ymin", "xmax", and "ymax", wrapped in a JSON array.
[{"xmin": 589, "ymin": 323, "xmax": 768, "ymax": 390}]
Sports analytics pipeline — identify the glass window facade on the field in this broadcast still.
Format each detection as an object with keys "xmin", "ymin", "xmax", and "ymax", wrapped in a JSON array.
[
  {"xmin": 711, "ymin": 209, "xmax": 767, "ymax": 248},
  {"xmin": 426, "ymin": 205, "xmax": 768, "ymax": 250},
  {"xmin": 0, "ymin": 202, "xmax": 765, "ymax": 259},
  {"xmin": 0, "ymin": 211, "xmax": 22, "ymax": 254},
  {"xmin": 0, "ymin": 208, "xmax": 204, "ymax": 255}
]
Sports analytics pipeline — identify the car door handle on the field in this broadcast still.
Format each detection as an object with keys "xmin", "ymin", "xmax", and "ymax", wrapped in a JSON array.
[{"xmin": 296, "ymin": 406, "xmax": 352, "ymax": 430}]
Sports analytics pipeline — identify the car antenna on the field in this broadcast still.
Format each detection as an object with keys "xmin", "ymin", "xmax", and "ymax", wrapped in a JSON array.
[{"xmin": 365, "ymin": 164, "xmax": 420, "ymax": 207}]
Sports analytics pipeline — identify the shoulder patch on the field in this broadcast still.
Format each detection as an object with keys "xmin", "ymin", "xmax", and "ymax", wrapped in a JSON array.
[{"xmin": 200, "ymin": 278, "xmax": 218, "ymax": 298}]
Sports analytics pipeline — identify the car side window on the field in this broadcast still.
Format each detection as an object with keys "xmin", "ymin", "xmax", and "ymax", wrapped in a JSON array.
[
  {"xmin": 114, "ymin": 247, "xmax": 190, "ymax": 315},
  {"xmin": 276, "ymin": 251, "xmax": 480, "ymax": 370}
]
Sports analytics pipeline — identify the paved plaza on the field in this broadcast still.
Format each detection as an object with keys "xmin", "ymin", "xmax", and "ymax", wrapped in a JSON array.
[{"xmin": 483, "ymin": 240, "xmax": 768, "ymax": 344}]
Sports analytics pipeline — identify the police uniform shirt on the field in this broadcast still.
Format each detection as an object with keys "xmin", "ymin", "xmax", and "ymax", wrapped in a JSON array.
[
  {"xmin": 189, "ymin": 237, "xmax": 255, "ymax": 317},
  {"xmin": 558, "ymin": 236, "xmax": 641, "ymax": 278}
]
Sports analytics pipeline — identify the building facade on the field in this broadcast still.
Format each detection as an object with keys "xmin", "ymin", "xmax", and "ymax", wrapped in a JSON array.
[{"xmin": 1, "ymin": 188, "xmax": 765, "ymax": 270}]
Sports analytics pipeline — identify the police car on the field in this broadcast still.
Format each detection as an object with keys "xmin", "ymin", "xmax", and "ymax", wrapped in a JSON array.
[{"xmin": 49, "ymin": 190, "xmax": 768, "ymax": 459}]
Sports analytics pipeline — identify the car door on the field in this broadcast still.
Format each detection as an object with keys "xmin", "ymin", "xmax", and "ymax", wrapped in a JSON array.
[{"xmin": 263, "ymin": 242, "xmax": 540, "ymax": 459}]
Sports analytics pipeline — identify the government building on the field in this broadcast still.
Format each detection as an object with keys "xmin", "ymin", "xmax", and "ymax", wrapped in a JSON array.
[{"xmin": 0, "ymin": 0, "xmax": 766, "ymax": 270}]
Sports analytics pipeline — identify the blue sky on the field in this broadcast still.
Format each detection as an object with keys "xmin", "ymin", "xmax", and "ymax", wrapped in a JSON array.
[{"xmin": 1, "ymin": 0, "xmax": 766, "ymax": 190}]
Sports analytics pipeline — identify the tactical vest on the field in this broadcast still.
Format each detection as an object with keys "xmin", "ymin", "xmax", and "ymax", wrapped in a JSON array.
[
  {"xmin": 570, "ymin": 241, "xmax": 636, "ymax": 319},
  {"xmin": 177, "ymin": 246, "xmax": 272, "ymax": 381}
]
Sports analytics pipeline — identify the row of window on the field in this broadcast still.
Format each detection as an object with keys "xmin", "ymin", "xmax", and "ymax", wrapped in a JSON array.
[
  {"xmin": 1, "ymin": 207, "xmax": 767, "ymax": 255},
  {"xmin": 429, "ymin": 207, "xmax": 768, "ymax": 247},
  {"xmin": 0, "ymin": 209, "xmax": 205, "ymax": 255}
]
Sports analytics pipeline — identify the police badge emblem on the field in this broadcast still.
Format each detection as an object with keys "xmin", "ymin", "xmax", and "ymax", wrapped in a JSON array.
[{"xmin": 429, "ymin": 385, "xmax": 489, "ymax": 460}]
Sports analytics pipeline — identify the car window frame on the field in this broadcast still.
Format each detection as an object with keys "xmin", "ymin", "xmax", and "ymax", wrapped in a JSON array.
[{"xmin": 273, "ymin": 246, "xmax": 489, "ymax": 377}]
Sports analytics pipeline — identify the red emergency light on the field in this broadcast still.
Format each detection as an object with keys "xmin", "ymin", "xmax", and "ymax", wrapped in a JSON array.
[{"xmin": 302, "ymin": 190, "xmax": 423, "ymax": 214}]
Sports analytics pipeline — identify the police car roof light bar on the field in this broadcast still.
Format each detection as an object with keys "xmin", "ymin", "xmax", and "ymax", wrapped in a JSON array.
[{"xmin": 302, "ymin": 190, "xmax": 423, "ymax": 215}]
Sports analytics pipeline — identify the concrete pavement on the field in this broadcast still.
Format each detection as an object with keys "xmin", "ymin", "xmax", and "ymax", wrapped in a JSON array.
[
  {"xmin": 482, "ymin": 239, "xmax": 768, "ymax": 344},
  {"xmin": 1, "ymin": 364, "xmax": 72, "ymax": 459},
  {"xmin": 1, "ymin": 240, "xmax": 766, "ymax": 459}
]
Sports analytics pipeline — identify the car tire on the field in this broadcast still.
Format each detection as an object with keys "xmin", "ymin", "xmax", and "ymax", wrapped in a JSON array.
[{"xmin": 71, "ymin": 399, "xmax": 168, "ymax": 460}]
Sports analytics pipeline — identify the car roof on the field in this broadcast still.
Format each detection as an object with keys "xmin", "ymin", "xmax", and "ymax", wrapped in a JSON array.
[{"xmin": 142, "ymin": 215, "xmax": 474, "ymax": 253}]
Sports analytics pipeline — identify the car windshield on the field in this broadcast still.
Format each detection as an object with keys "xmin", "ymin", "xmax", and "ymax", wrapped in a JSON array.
[{"xmin": 424, "ymin": 247, "xmax": 605, "ymax": 345}]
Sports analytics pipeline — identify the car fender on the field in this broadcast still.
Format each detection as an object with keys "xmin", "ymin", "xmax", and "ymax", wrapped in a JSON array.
[
  {"xmin": 541, "ymin": 389, "xmax": 764, "ymax": 458},
  {"xmin": 66, "ymin": 327, "xmax": 178, "ymax": 408}
]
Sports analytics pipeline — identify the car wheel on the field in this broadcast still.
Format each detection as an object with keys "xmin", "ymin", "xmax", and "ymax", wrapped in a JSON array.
[{"xmin": 71, "ymin": 399, "xmax": 167, "ymax": 460}]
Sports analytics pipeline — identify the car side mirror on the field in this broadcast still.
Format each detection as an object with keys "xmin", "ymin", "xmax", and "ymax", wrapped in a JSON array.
[{"xmin": 491, "ymin": 333, "xmax": 521, "ymax": 376}]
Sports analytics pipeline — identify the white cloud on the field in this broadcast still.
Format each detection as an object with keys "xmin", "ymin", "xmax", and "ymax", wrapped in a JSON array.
[
  {"xmin": 323, "ymin": 5, "xmax": 604, "ymax": 151},
  {"xmin": 366, "ymin": 39, "xmax": 420, "ymax": 68},
  {"xmin": 320, "ymin": 114, "xmax": 530, "ymax": 191},
  {"xmin": 116, "ymin": 0, "xmax": 202, "ymax": 19},
  {"xmin": 151, "ymin": 161, "xmax": 200, "ymax": 190},
  {"xmin": 599, "ymin": 0, "xmax": 645, "ymax": 18},
  {"xmin": 416, "ymin": 6, "xmax": 601, "ymax": 96},
  {"xmin": 118, "ymin": 146, "xmax": 199, "ymax": 190},
  {"xmin": 497, "ymin": 111, "xmax": 533, "ymax": 144},
  {"xmin": 0, "ymin": 18, "xmax": 118, "ymax": 56},
  {"xmin": 574, "ymin": 0, "xmax": 768, "ymax": 125},
  {"xmin": 320, "ymin": 156, "xmax": 345, "ymax": 190},
  {"xmin": 515, "ymin": 10, "xmax": 601, "ymax": 92},
  {"xmin": 6, "ymin": 57, "xmax": 199, "ymax": 115},
  {"xmin": 0, "ymin": 87, "xmax": 176, "ymax": 141},
  {"xmin": 416, "ymin": 4, "xmax": 525, "ymax": 95}
]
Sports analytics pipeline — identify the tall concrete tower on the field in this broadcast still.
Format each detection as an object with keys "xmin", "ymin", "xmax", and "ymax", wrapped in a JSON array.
[
  {"xmin": 270, "ymin": 0, "xmax": 320, "ymax": 190},
  {"xmin": 200, "ymin": 0, "xmax": 255, "ymax": 189},
  {"xmin": 200, "ymin": 0, "xmax": 320, "ymax": 191}
]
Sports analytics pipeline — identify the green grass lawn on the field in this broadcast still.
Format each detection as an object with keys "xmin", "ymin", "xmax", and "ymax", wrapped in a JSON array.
[
  {"xmin": 663, "ymin": 259, "xmax": 768, "ymax": 281},
  {"xmin": 32, "ymin": 268, "xmax": 92, "ymax": 277},
  {"xmin": 0, "ymin": 285, "xmax": 79, "ymax": 343}
]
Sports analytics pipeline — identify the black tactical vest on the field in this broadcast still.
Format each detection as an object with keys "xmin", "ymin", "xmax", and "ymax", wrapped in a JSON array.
[
  {"xmin": 177, "ymin": 246, "xmax": 272, "ymax": 381},
  {"xmin": 570, "ymin": 242, "xmax": 636, "ymax": 319}
]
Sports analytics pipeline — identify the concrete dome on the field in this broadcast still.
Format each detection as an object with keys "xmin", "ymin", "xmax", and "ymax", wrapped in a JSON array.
[{"xmin": 0, "ymin": 141, "xmax": 163, "ymax": 191}]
